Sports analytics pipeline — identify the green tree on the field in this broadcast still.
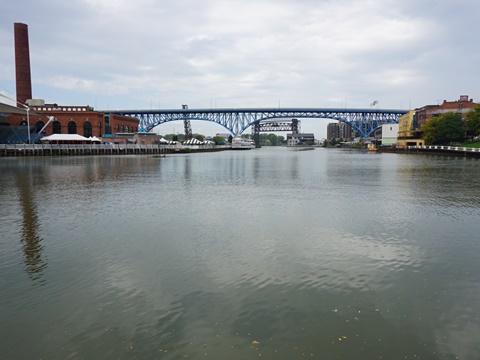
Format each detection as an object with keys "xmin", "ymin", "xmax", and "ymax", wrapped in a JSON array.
[
  {"xmin": 212, "ymin": 136, "xmax": 225, "ymax": 144},
  {"xmin": 267, "ymin": 133, "xmax": 278, "ymax": 146},
  {"xmin": 421, "ymin": 112, "xmax": 465, "ymax": 145},
  {"xmin": 193, "ymin": 134, "xmax": 205, "ymax": 141},
  {"xmin": 465, "ymin": 105, "xmax": 480, "ymax": 138},
  {"xmin": 172, "ymin": 134, "xmax": 178, "ymax": 142}
]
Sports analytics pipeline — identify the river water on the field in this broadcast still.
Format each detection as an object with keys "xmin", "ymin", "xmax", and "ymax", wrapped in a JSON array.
[{"xmin": 1, "ymin": 148, "xmax": 480, "ymax": 359}]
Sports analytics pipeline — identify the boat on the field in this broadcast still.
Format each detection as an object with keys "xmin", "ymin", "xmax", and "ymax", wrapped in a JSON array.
[
  {"xmin": 231, "ymin": 136, "xmax": 255, "ymax": 150},
  {"xmin": 367, "ymin": 143, "xmax": 377, "ymax": 152}
]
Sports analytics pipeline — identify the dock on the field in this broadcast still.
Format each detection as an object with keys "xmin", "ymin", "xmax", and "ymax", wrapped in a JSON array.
[{"xmin": 0, "ymin": 143, "xmax": 230, "ymax": 157}]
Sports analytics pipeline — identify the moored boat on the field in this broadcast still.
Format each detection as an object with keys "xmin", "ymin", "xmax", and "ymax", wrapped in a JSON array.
[{"xmin": 231, "ymin": 136, "xmax": 255, "ymax": 150}]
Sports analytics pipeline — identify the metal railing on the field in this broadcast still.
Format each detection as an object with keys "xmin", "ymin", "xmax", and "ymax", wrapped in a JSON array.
[
  {"xmin": 408, "ymin": 145, "xmax": 480, "ymax": 153},
  {"xmin": 0, "ymin": 143, "xmax": 231, "ymax": 156}
]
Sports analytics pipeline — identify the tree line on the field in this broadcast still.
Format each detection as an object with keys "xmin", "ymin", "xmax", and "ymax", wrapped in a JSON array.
[{"xmin": 162, "ymin": 133, "xmax": 287, "ymax": 145}]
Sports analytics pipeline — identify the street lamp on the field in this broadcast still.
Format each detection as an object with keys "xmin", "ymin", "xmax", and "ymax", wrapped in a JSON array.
[{"xmin": 0, "ymin": 93, "xmax": 31, "ymax": 143}]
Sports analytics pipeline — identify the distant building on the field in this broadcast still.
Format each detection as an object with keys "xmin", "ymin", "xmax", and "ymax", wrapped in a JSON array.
[
  {"xmin": 395, "ymin": 96, "xmax": 478, "ymax": 147},
  {"xmin": 327, "ymin": 122, "xmax": 352, "ymax": 141},
  {"xmin": 380, "ymin": 123, "xmax": 399, "ymax": 146},
  {"xmin": 396, "ymin": 110, "xmax": 424, "ymax": 147},
  {"xmin": 415, "ymin": 96, "xmax": 478, "ymax": 126},
  {"xmin": 287, "ymin": 133, "xmax": 315, "ymax": 145}
]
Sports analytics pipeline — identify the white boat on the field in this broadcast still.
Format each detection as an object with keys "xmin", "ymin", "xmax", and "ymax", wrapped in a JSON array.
[{"xmin": 231, "ymin": 137, "xmax": 255, "ymax": 150}]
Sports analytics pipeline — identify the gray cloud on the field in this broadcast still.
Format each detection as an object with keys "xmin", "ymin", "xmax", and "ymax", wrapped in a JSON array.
[{"xmin": 2, "ymin": 0, "xmax": 479, "ymax": 136}]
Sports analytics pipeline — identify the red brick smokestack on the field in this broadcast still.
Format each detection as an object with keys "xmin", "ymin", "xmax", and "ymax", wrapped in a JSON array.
[{"xmin": 14, "ymin": 22, "xmax": 32, "ymax": 107}]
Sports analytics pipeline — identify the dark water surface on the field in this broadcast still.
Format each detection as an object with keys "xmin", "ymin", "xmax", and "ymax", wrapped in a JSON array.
[{"xmin": 1, "ymin": 148, "xmax": 480, "ymax": 359}]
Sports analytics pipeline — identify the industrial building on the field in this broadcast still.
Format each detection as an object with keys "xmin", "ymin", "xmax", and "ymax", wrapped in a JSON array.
[{"xmin": 1, "ymin": 23, "xmax": 138, "ymax": 144}]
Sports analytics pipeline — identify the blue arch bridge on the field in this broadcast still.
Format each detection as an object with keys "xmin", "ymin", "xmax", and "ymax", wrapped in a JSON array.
[{"xmin": 106, "ymin": 107, "xmax": 408, "ymax": 138}]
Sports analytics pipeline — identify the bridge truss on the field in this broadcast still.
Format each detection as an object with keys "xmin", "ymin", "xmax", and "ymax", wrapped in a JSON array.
[
  {"xmin": 252, "ymin": 119, "xmax": 300, "ymax": 147},
  {"xmin": 106, "ymin": 108, "xmax": 408, "ymax": 138}
]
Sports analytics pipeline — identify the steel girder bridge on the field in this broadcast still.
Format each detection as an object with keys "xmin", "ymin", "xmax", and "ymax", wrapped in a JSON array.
[{"xmin": 106, "ymin": 108, "xmax": 408, "ymax": 138}]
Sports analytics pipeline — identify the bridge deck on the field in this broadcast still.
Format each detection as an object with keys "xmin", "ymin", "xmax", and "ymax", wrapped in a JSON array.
[{"xmin": 105, "ymin": 107, "xmax": 408, "ymax": 137}]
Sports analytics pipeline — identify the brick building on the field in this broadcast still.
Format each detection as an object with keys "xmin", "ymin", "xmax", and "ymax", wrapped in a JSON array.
[
  {"xmin": 415, "ymin": 96, "xmax": 477, "ymax": 126},
  {"xmin": 395, "ymin": 96, "xmax": 477, "ymax": 147},
  {"xmin": 2, "ymin": 22, "xmax": 139, "ymax": 143},
  {"xmin": 327, "ymin": 122, "xmax": 352, "ymax": 141},
  {"xmin": 8, "ymin": 103, "xmax": 138, "ymax": 140}
]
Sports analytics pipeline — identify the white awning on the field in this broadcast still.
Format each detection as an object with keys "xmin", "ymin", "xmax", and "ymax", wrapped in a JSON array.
[{"xmin": 41, "ymin": 134, "xmax": 90, "ymax": 142}]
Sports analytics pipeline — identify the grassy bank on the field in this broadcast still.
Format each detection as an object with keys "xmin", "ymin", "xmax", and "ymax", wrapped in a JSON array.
[{"xmin": 461, "ymin": 141, "xmax": 480, "ymax": 148}]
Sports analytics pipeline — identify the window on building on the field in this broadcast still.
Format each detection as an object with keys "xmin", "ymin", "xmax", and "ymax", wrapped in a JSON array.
[
  {"xmin": 68, "ymin": 121, "xmax": 77, "ymax": 134},
  {"xmin": 53, "ymin": 121, "xmax": 61, "ymax": 134},
  {"xmin": 84, "ymin": 121, "xmax": 92, "ymax": 138},
  {"xmin": 35, "ymin": 121, "xmax": 45, "ymax": 133}
]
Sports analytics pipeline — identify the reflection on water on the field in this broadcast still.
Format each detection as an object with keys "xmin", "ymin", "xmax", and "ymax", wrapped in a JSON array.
[
  {"xmin": 1, "ymin": 150, "xmax": 480, "ymax": 359},
  {"xmin": 16, "ymin": 171, "xmax": 47, "ymax": 284}
]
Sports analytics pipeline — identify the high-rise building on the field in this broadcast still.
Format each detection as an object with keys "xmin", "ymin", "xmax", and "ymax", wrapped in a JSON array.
[{"xmin": 327, "ymin": 122, "xmax": 352, "ymax": 141}]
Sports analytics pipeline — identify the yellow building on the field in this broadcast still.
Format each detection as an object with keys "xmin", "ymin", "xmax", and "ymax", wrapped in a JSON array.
[{"xmin": 396, "ymin": 110, "xmax": 424, "ymax": 147}]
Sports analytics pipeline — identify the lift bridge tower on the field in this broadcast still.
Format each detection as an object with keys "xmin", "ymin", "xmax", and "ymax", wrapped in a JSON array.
[
  {"xmin": 182, "ymin": 104, "xmax": 193, "ymax": 140},
  {"xmin": 252, "ymin": 118, "xmax": 299, "ymax": 147}
]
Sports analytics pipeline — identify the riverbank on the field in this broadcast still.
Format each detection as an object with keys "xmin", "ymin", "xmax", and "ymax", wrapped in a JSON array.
[{"xmin": 378, "ymin": 145, "xmax": 480, "ymax": 158}]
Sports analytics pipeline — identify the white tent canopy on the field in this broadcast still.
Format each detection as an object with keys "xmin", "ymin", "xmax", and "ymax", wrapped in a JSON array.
[
  {"xmin": 183, "ymin": 138, "xmax": 203, "ymax": 145},
  {"xmin": 41, "ymin": 134, "xmax": 90, "ymax": 142}
]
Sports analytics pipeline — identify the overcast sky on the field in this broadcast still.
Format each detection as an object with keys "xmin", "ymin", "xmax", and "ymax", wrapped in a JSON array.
[{"xmin": 1, "ymin": 0, "xmax": 479, "ymax": 138}]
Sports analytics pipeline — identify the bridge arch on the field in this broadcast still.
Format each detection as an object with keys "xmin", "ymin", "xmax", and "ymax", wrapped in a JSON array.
[{"xmin": 106, "ymin": 108, "xmax": 408, "ymax": 138}]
